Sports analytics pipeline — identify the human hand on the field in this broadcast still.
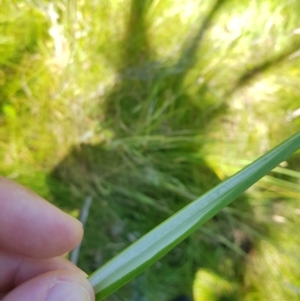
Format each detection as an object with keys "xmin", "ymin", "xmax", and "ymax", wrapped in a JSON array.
[{"xmin": 0, "ymin": 176, "xmax": 95, "ymax": 301}]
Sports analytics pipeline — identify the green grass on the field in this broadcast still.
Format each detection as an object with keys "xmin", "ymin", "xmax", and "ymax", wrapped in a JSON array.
[
  {"xmin": 1, "ymin": 0, "xmax": 300, "ymax": 300},
  {"xmin": 88, "ymin": 132, "xmax": 300, "ymax": 300}
]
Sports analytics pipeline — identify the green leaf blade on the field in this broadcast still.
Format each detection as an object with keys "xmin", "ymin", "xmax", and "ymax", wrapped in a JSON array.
[{"xmin": 88, "ymin": 132, "xmax": 300, "ymax": 300}]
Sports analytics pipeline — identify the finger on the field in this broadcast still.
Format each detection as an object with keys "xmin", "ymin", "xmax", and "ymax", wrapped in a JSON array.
[
  {"xmin": 0, "ymin": 250, "xmax": 86, "ymax": 293},
  {"xmin": 2, "ymin": 270, "xmax": 95, "ymax": 301},
  {"xmin": 0, "ymin": 177, "xmax": 83, "ymax": 258}
]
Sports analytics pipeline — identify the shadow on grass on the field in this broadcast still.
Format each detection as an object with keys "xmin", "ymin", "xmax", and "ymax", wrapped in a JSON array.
[
  {"xmin": 48, "ymin": 0, "xmax": 264, "ymax": 300},
  {"xmin": 226, "ymin": 39, "xmax": 300, "ymax": 97}
]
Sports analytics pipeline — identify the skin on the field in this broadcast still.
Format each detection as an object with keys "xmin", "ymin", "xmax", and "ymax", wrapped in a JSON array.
[{"xmin": 0, "ymin": 176, "xmax": 95, "ymax": 301}]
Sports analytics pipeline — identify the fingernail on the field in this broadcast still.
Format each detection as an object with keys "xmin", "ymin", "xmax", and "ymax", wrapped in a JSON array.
[{"xmin": 46, "ymin": 280, "xmax": 91, "ymax": 301}]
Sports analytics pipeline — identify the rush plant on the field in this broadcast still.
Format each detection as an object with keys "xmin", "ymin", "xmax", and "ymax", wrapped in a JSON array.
[{"xmin": 88, "ymin": 132, "xmax": 300, "ymax": 300}]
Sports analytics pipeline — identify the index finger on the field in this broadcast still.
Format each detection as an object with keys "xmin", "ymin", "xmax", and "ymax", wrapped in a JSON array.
[{"xmin": 0, "ymin": 177, "xmax": 83, "ymax": 258}]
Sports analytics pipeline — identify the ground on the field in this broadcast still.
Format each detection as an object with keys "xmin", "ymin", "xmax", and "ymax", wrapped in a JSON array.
[{"xmin": 1, "ymin": 1, "xmax": 300, "ymax": 300}]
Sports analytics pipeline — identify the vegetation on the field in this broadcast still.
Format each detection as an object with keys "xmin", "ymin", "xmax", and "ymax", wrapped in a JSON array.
[
  {"xmin": 1, "ymin": 0, "xmax": 300, "ymax": 300},
  {"xmin": 88, "ymin": 132, "xmax": 300, "ymax": 300}
]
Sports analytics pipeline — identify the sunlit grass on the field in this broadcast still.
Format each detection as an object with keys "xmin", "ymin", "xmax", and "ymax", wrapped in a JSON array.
[{"xmin": 1, "ymin": 0, "xmax": 300, "ymax": 300}]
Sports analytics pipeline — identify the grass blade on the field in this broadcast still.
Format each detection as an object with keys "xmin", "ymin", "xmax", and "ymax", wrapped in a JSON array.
[{"xmin": 88, "ymin": 132, "xmax": 300, "ymax": 300}]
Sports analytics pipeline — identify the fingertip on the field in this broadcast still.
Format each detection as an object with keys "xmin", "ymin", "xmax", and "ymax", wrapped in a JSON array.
[
  {"xmin": 59, "ymin": 210, "xmax": 84, "ymax": 252},
  {"xmin": 0, "ymin": 177, "xmax": 84, "ymax": 258},
  {"xmin": 3, "ymin": 270, "xmax": 95, "ymax": 301},
  {"xmin": 45, "ymin": 280, "xmax": 91, "ymax": 301}
]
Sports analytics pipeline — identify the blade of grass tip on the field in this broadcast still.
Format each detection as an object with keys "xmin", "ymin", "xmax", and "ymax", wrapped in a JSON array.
[{"xmin": 88, "ymin": 132, "xmax": 300, "ymax": 300}]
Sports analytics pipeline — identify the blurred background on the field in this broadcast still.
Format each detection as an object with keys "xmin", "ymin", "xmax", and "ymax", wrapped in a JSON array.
[{"xmin": 1, "ymin": 0, "xmax": 300, "ymax": 300}]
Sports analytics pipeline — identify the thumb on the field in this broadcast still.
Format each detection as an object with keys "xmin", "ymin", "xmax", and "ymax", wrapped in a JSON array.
[{"xmin": 3, "ymin": 270, "xmax": 95, "ymax": 301}]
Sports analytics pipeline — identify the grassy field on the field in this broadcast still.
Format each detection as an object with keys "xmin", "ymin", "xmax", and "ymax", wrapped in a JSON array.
[{"xmin": 1, "ymin": 0, "xmax": 300, "ymax": 300}]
